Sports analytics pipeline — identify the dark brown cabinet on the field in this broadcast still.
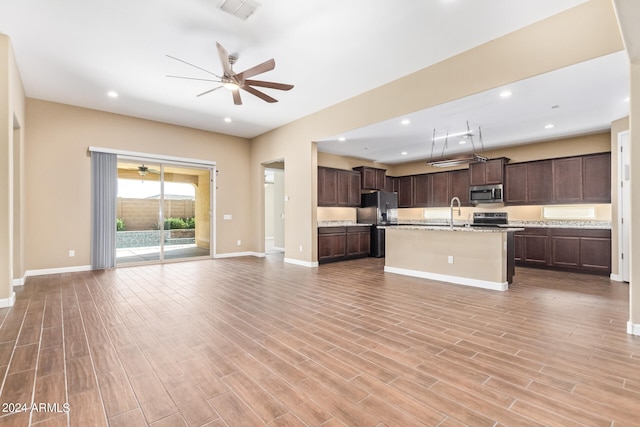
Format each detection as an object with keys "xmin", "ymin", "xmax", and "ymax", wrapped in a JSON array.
[
  {"xmin": 430, "ymin": 172, "xmax": 450, "ymax": 207},
  {"xmin": 353, "ymin": 166, "xmax": 386, "ymax": 191},
  {"xmin": 318, "ymin": 167, "xmax": 338, "ymax": 206},
  {"xmin": 515, "ymin": 228, "xmax": 611, "ymax": 275},
  {"xmin": 413, "ymin": 174, "xmax": 430, "ymax": 207},
  {"xmin": 504, "ymin": 153, "xmax": 610, "ymax": 205},
  {"xmin": 527, "ymin": 160, "xmax": 553, "ymax": 204},
  {"xmin": 397, "ymin": 176, "xmax": 415, "ymax": 208},
  {"xmin": 553, "ymin": 157, "xmax": 582, "ymax": 202},
  {"xmin": 504, "ymin": 163, "xmax": 527, "ymax": 204},
  {"xmin": 384, "ymin": 176, "xmax": 398, "ymax": 193},
  {"xmin": 397, "ymin": 169, "xmax": 469, "ymax": 208},
  {"xmin": 469, "ymin": 158, "xmax": 506, "ymax": 186},
  {"xmin": 505, "ymin": 160, "xmax": 553, "ymax": 205},
  {"xmin": 318, "ymin": 167, "xmax": 360, "ymax": 207},
  {"xmin": 347, "ymin": 227, "xmax": 371, "ymax": 258},
  {"xmin": 318, "ymin": 227, "xmax": 347, "ymax": 262},
  {"xmin": 449, "ymin": 169, "xmax": 470, "ymax": 205},
  {"xmin": 582, "ymin": 153, "xmax": 611, "ymax": 202},
  {"xmin": 318, "ymin": 226, "xmax": 370, "ymax": 264}
]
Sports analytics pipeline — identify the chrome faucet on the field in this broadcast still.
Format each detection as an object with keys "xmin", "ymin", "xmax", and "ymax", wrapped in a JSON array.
[{"xmin": 450, "ymin": 196, "xmax": 461, "ymax": 228}]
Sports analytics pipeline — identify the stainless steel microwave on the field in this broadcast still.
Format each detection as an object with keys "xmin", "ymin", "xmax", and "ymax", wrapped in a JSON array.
[{"xmin": 469, "ymin": 184, "xmax": 503, "ymax": 204}]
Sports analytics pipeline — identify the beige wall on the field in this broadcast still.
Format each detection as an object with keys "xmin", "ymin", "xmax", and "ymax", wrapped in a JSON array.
[
  {"xmin": 1, "ymin": 34, "xmax": 25, "ymax": 302},
  {"xmin": 24, "ymin": 99, "xmax": 250, "ymax": 271},
  {"xmin": 389, "ymin": 132, "xmax": 611, "ymax": 176},
  {"xmin": 250, "ymin": 0, "xmax": 623, "ymax": 264}
]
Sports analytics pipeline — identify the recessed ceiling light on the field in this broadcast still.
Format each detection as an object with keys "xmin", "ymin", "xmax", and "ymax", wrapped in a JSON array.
[
  {"xmin": 224, "ymin": 117, "xmax": 232, "ymax": 123},
  {"xmin": 107, "ymin": 90, "xmax": 118, "ymax": 98},
  {"xmin": 458, "ymin": 139, "xmax": 467, "ymax": 145},
  {"xmin": 401, "ymin": 119, "xmax": 411, "ymax": 125},
  {"xmin": 499, "ymin": 90, "xmax": 512, "ymax": 98},
  {"xmin": 401, "ymin": 151, "xmax": 408, "ymax": 155},
  {"xmin": 545, "ymin": 124, "xmax": 555, "ymax": 129},
  {"xmin": 338, "ymin": 136, "xmax": 346, "ymax": 142}
]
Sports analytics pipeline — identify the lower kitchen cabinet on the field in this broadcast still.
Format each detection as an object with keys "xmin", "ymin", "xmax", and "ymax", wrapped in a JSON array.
[
  {"xmin": 318, "ymin": 226, "xmax": 370, "ymax": 264},
  {"xmin": 515, "ymin": 228, "xmax": 611, "ymax": 275}
]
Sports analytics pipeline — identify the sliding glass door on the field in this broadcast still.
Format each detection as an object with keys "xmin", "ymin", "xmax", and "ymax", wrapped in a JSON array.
[{"xmin": 115, "ymin": 159, "xmax": 211, "ymax": 265}]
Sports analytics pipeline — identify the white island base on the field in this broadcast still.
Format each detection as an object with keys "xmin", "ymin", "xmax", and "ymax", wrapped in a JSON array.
[{"xmin": 383, "ymin": 226, "xmax": 519, "ymax": 291}]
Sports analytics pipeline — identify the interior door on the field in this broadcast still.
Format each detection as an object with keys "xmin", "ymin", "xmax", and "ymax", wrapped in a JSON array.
[{"xmin": 620, "ymin": 131, "xmax": 630, "ymax": 282}]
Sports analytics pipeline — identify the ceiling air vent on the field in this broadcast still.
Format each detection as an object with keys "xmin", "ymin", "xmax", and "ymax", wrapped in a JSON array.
[{"xmin": 217, "ymin": 0, "xmax": 261, "ymax": 20}]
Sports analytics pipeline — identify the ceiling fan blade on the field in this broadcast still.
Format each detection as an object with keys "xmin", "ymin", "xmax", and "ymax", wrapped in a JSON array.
[
  {"xmin": 166, "ymin": 75, "xmax": 221, "ymax": 83},
  {"xmin": 244, "ymin": 79, "xmax": 294, "ymax": 91},
  {"xmin": 232, "ymin": 89, "xmax": 242, "ymax": 105},
  {"xmin": 236, "ymin": 58, "xmax": 275, "ymax": 80},
  {"xmin": 196, "ymin": 86, "xmax": 223, "ymax": 97},
  {"xmin": 216, "ymin": 42, "xmax": 233, "ymax": 77},
  {"xmin": 166, "ymin": 55, "xmax": 221, "ymax": 78},
  {"xmin": 242, "ymin": 85, "xmax": 278, "ymax": 103}
]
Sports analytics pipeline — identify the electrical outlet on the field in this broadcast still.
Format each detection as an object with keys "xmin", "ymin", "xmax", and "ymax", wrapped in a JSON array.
[
  {"xmin": 299, "ymin": 245, "xmax": 303, "ymax": 252},
  {"xmin": 448, "ymin": 255, "xmax": 454, "ymax": 264},
  {"xmin": 69, "ymin": 250, "xmax": 75, "ymax": 257},
  {"xmin": 237, "ymin": 240, "xmax": 241, "ymax": 246}
]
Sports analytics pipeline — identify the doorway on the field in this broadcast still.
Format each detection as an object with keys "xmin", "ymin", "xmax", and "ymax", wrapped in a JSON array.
[
  {"xmin": 264, "ymin": 162, "xmax": 284, "ymax": 255},
  {"xmin": 115, "ymin": 159, "xmax": 212, "ymax": 264}
]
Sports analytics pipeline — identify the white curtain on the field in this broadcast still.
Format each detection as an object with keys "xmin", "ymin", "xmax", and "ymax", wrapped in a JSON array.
[{"xmin": 91, "ymin": 151, "xmax": 117, "ymax": 269}]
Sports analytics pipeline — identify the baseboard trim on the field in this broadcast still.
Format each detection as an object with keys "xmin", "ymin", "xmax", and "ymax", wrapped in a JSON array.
[
  {"xmin": 214, "ymin": 251, "xmax": 264, "ymax": 259},
  {"xmin": 384, "ymin": 266, "xmax": 508, "ymax": 292},
  {"xmin": 627, "ymin": 321, "xmax": 640, "ymax": 336},
  {"xmin": 284, "ymin": 258, "xmax": 319, "ymax": 268},
  {"xmin": 610, "ymin": 273, "xmax": 624, "ymax": 282},
  {"xmin": 25, "ymin": 265, "xmax": 92, "ymax": 278},
  {"xmin": 12, "ymin": 277, "xmax": 25, "ymax": 287},
  {"xmin": 0, "ymin": 292, "xmax": 16, "ymax": 308}
]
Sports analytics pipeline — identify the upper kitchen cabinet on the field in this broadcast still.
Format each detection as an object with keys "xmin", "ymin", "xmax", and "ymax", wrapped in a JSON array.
[
  {"xmin": 552, "ymin": 153, "xmax": 611, "ymax": 203},
  {"xmin": 429, "ymin": 172, "xmax": 450, "ymax": 207},
  {"xmin": 413, "ymin": 174, "xmax": 431, "ymax": 207},
  {"xmin": 505, "ymin": 160, "xmax": 553, "ymax": 205},
  {"xmin": 504, "ymin": 153, "xmax": 610, "ymax": 205},
  {"xmin": 397, "ymin": 176, "xmax": 415, "ymax": 208},
  {"xmin": 352, "ymin": 166, "xmax": 386, "ymax": 191},
  {"xmin": 318, "ymin": 166, "xmax": 361, "ymax": 207},
  {"xmin": 581, "ymin": 153, "xmax": 611, "ymax": 203},
  {"xmin": 469, "ymin": 158, "xmax": 507, "ymax": 186},
  {"xmin": 553, "ymin": 157, "xmax": 583, "ymax": 202},
  {"xmin": 384, "ymin": 175, "xmax": 398, "ymax": 193},
  {"xmin": 449, "ymin": 169, "xmax": 470, "ymax": 205}
]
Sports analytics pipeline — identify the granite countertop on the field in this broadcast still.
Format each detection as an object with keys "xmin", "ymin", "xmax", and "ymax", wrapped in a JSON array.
[
  {"xmin": 379, "ymin": 224, "xmax": 524, "ymax": 233},
  {"xmin": 508, "ymin": 220, "xmax": 611, "ymax": 229}
]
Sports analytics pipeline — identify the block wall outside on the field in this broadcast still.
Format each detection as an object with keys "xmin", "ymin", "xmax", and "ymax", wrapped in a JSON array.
[{"xmin": 116, "ymin": 198, "xmax": 195, "ymax": 231}]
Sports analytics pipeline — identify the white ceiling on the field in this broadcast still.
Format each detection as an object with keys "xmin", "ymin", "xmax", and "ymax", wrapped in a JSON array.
[{"xmin": 0, "ymin": 0, "xmax": 629, "ymax": 162}]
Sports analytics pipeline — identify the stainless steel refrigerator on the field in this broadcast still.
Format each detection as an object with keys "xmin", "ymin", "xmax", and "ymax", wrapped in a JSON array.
[{"xmin": 356, "ymin": 191, "xmax": 398, "ymax": 257}]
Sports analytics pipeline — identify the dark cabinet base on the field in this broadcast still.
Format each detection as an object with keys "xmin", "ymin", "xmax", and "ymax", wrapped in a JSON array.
[
  {"xmin": 318, "ymin": 226, "xmax": 371, "ymax": 264},
  {"xmin": 515, "ymin": 228, "xmax": 611, "ymax": 275}
]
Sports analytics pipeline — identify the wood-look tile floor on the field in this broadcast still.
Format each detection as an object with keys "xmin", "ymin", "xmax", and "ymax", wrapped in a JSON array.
[{"xmin": 0, "ymin": 255, "xmax": 639, "ymax": 426}]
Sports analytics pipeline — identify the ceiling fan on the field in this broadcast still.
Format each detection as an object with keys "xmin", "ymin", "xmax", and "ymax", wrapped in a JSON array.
[
  {"xmin": 137, "ymin": 164, "xmax": 160, "ymax": 176},
  {"xmin": 166, "ymin": 42, "xmax": 294, "ymax": 105}
]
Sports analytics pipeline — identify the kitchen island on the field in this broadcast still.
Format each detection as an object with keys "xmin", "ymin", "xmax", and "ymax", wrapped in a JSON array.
[{"xmin": 381, "ymin": 225, "xmax": 523, "ymax": 291}]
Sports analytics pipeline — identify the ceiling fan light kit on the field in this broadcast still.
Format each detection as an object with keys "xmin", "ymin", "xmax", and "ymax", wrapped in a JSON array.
[{"xmin": 167, "ymin": 41, "xmax": 293, "ymax": 105}]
